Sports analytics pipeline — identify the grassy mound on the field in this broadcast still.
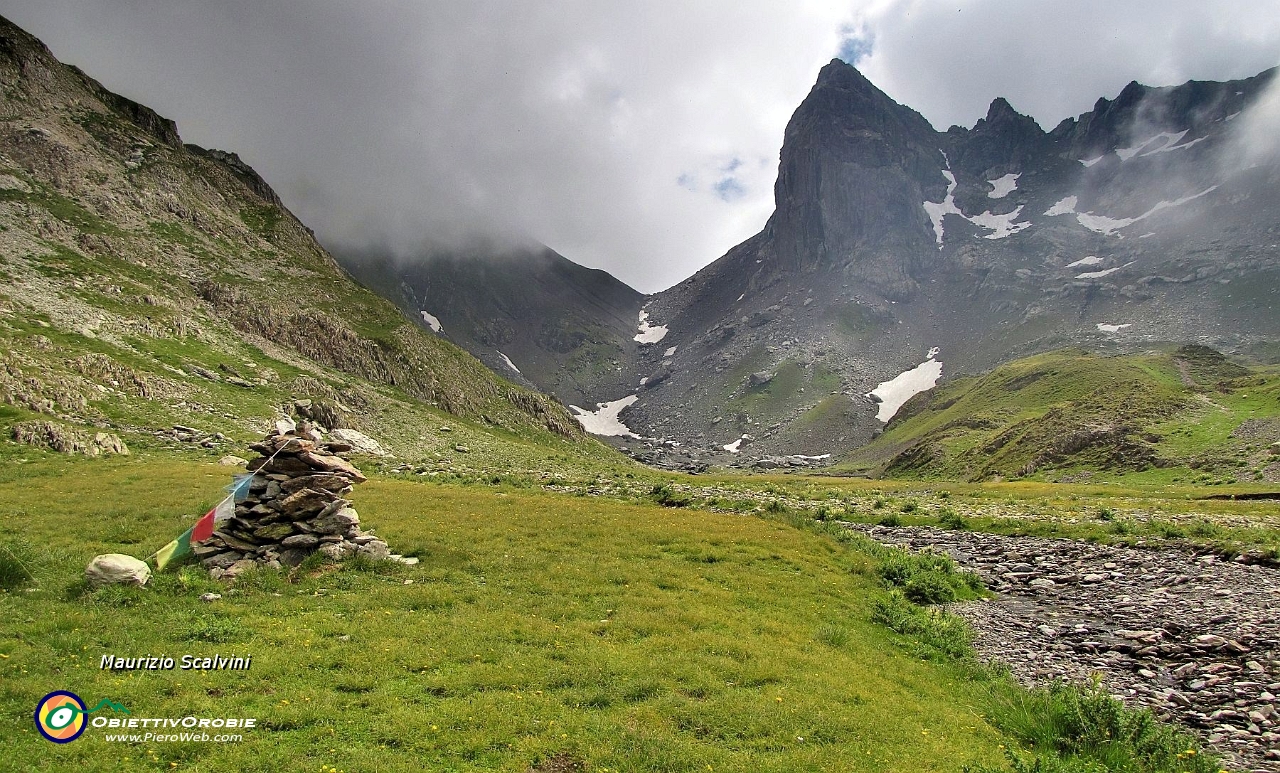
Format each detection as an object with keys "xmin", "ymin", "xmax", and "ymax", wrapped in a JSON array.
[{"xmin": 839, "ymin": 347, "xmax": 1280, "ymax": 484}]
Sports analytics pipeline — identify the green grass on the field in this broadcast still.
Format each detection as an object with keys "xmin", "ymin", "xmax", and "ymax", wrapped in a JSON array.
[
  {"xmin": 238, "ymin": 206, "xmax": 282, "ymax": 239},
  {"xmin": 0, "ymin": 184, "xmax": 121, "ymax": 236},
  {"xmin": 971, "ymin": 680, "xmax": 1221, "ymax": 773},
  {"xmin": 0, "ymin": 456, "xmax": 1019, "ymax": 772},
  {"xmin": 0, "ymin": 456, "xmax": 1236, "ymax": 771}
]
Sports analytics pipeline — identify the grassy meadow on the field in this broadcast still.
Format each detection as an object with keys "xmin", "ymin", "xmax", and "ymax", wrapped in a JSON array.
[
  {"xmin": 1, "ymin": 455, "xmax": 1014, "ymax": 772},
  {"xmin": 0, "ymin": 453, "xmax": 1241, "ymax": 772}
]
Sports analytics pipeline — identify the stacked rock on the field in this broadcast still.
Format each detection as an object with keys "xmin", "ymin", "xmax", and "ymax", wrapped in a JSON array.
[{"xmin": 193, "ymin": 422, "xmax": 405, "ymax": 579}]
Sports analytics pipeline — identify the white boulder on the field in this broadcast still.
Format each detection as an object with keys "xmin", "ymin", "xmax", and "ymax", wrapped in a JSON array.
[
  {"xmin": 85, "ymin": 554, "xmax": 151, "ymax": 587},
  {"xmin": 327, "ymin": 428, "xmax": 387, "ymax": 456}
]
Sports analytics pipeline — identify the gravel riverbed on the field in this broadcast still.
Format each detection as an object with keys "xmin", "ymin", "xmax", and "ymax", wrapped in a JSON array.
[{"xmin": 847, "ymin": 524, "xmax": 1280, "ymax": 772}]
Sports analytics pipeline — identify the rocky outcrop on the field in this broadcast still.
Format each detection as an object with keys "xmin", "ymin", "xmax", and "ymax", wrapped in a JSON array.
[
  {"xmin": 0, "ymin": 14, "xmax": 590, "ymax": 450},
  {"xmin": 12, "ymin": 420, "xmax": 128, "ymax": 456},
  {"xmin": 192, "ymin": 423, "xmax": 413, "ymax": 579}
]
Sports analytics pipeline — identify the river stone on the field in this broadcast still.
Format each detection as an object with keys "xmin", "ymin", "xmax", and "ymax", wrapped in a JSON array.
[
  {"xmin": 253, "ymin": 523, "xmax": 295, "ymax": 541},
  {"xmin": 280, "ymin": 474, "xmax": 354, "ymax": 495},
  {"xmin": 221, "ymin": 559, "xmax": 258, "ymax": 579},
  {"xmin": 202, "ymin": 551, "xmax": 244, "ymax": 570},
  {"xmin": 278, "ymin": 487, "xmax": 338, "ymax": 518},
  {"xmin": 249, "ymin": 455, "xmax": 314, "ymax": 476},
  {"xmin": 313, "ymin": 506, "xmax": 360, "ymax": 535},
  {"xmin": 318, "ymin": 541, "xmax": 352, "ymax": 560},
  {"xmin": 281, "ymin": 533, "xmax": 320, "ymax": 548},
  {"xmin": 298, "ymin": 450, "xmax": 367, "ymax": 482},
  {"xmin": 85, "ymin": 554, "xmax": 151, "ymax": 587},
  {"xmin": 357, "ymin": 540, "xmax": 391, "ymax": 560},
  {"xmin": 278, "ymin": 548, "xmax": 310, "ymax": 567}
]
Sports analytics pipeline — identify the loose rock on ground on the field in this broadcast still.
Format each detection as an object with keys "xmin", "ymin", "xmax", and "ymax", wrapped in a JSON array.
[{"xmin": 848, "ymin": 524, "xmax": 1280, "ymax": 773}]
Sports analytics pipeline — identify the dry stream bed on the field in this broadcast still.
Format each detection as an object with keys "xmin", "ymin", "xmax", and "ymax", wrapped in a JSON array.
[{"xmin": 848, "ymin": 524, "xmax": 1280, "ymax": 772}]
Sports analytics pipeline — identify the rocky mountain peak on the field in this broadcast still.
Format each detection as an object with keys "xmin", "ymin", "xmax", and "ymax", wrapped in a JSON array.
[
  {"xmin": 0, "ymin": 14, "xmax": 181, "ymax": 148},
  {"xmin": 948, "ymin": 95, "xmax": 1047, "ymax": 175},
  {"xmin": 812, "ymin": 57, "xmax": 878, "ymax": 92},
  {"xmin": 983, "ymin": 96, "xmax": 1020, "ymax": 123},
  {"xmin": 765, "ymin": 57, "xmax": 939, "ymax": 284}
]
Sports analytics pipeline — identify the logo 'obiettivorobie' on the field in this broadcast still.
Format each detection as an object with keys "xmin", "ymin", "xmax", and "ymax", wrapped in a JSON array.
[{"xmin": 34, "ymin": 691, "xmax": 129, "ymax": 743}]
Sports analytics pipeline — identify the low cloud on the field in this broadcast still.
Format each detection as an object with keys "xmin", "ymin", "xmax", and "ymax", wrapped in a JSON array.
[
  {"xmin": 1226, "ymin": 68, "xmax": 1280, "ymax": 169},
  {"xmin": 2, "ymin": 1, "xmax": 1278, "ymax": 293}
]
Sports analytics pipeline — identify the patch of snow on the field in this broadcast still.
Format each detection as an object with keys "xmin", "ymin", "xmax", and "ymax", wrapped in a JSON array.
[
  {"xmin": 723, "ymin": 435, "xmax": 748, "ymax": 453},
  {"xmin": 496, "ymin": 351, "xmax": 520, "ymax": 374},
  {"xmin": 664, "ymin": 346, "xmax": 678, "ymax": 357},
  {"xmin": 1225, "ymin": 111, "xmax": 1240, "ymax": 122},
  {"xmin": 569, "ymin": 395, "xmax": 639, "ymax": 437},
  {"xmin": 736, "ymin": 294, "xmax": 745, "ymax": 302},
  {"xmin": 969, "ymin": 206, "xmax": 1032, "ymax": 239},
  {"xmin": 1066, "ymin": 256, "xmax": 1104, "ymax": 268},
  {"xmin": 1116, "ymin": 130, "xmax": 1185, "ymax": 160},
  {"xmin": 1143, "ymin": 135, "xmax": 1205, "ymax": 156},
  {"xmin": 1096, "ymin": 323, "xmax": 1131, "ymax": 333},
  {"xmin": 922, "ymin": 169, "xmax": 961, "ymax": 248},
  {"xmin": 927, "ymin": 346, "xmax": 940, "ymax": 358},
  {"xmin": 634, "ymin": 310, "xmax": 669, "ymax": 344},
  {"xmin": 420, "ymin": 311, "xmax": 443, "ymax": 333},
  {"xmin": 1076, "ymin": 212, "xmax": 1137, "ymax": 235},
  {"xmin": 1075, "ymin": 186, "xmax": 1217, "ymax": 236},
  {"xmin": 924, "ymin": 161, "xmax": 1030, "ymax": 244},
  {"xmin": 1045, "ymin": 195, "xmax": 1078, "ymax": 216},
  {"xmin": 1141, "ymin": 186, "xmax": 1218, "ymax": 218},
  {"xmin": 793, "ymin": 454, "xmax": 832, "ymax": 461},
  {"xmin": 639, "ymin": 377, "xmax": 648, "ymax": 386},
  {"xmin": 868, "ymin": 349, "xmax": 943, "ymax": 423},
  {"xmin": 1076, "ymin": 266, "xmax": 1124, "ymax": 279},
  {"xmin": 987, "ymin": 173, "xmax": 1020, "ymax": 198},
  {"xmin": 1080, "ymin": 156, "xmax": 1105, "ymax": 167},
  {"xmin": 1139, "ymin": 232, "xmax": 1156, "ymax": 239}
]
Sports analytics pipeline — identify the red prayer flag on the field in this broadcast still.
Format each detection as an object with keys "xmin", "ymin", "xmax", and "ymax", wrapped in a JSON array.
[{"xmin": 191, "ymin": 508, "xmax": 216, "ymax": 543}]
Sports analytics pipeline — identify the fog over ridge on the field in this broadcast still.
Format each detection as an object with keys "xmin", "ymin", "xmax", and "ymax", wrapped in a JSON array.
[{"xmin": 2, "ymin": 1, "xmax": 1278, "ymax": 292}]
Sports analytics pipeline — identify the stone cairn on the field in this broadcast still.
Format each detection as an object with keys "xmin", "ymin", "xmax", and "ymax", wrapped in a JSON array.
[{"xmin": 193, "ymin": 421, "xmax": 411, "ymax": 579}]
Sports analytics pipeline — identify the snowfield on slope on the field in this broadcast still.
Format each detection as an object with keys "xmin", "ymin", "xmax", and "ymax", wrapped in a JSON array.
[
  {"xmin": 569, "ymin": 395, "xmax": 640, "ymax": 437},
  {"xmin": 987, "ymin": 173, "xmax": 1019, "ymax": 198},
  {"xmin": 868, "ymin": 349, "xmax": 943, "ymax": 423},
  {"xmin": 497, "ymin": 351, "xmax": 520, "ymax": 374},
  {"xmin": 634, "ymin": 309, "xmax": 669, "ymax": 344}
]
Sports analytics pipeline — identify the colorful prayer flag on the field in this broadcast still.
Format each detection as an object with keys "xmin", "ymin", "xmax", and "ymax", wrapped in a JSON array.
[
  {"xmin": 150, "ymin": 485, "xmax": 238, "ymax": 570},
  {"xmin": 152, "ymin": 524, "xmax": 195, "ymax": 572}
]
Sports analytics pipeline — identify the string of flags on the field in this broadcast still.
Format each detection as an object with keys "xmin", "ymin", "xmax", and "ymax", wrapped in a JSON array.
[{"xmin": 147, "ymin": 439, "xmax": 297, "ymax": 571}]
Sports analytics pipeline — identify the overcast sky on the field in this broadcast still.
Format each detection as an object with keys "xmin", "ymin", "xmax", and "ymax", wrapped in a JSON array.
[{"xmin": 3, "ymin": 1, "xmax": 1279, "ymax": 292}]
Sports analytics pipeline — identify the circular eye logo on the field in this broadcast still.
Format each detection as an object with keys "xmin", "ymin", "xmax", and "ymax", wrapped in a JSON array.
[{"xmin": 35, "ymin": 691, "xmax": 87, "ymax": 743}]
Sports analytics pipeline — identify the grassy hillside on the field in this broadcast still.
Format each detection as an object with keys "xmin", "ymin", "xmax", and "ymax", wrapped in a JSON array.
[
  {"xmin": 838, "ymin": 347, "xmax": 1280, "ymax": 483},
  {"xmin": 0, "ymin": 15, "xmax": 595, "ymax": 469}
]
